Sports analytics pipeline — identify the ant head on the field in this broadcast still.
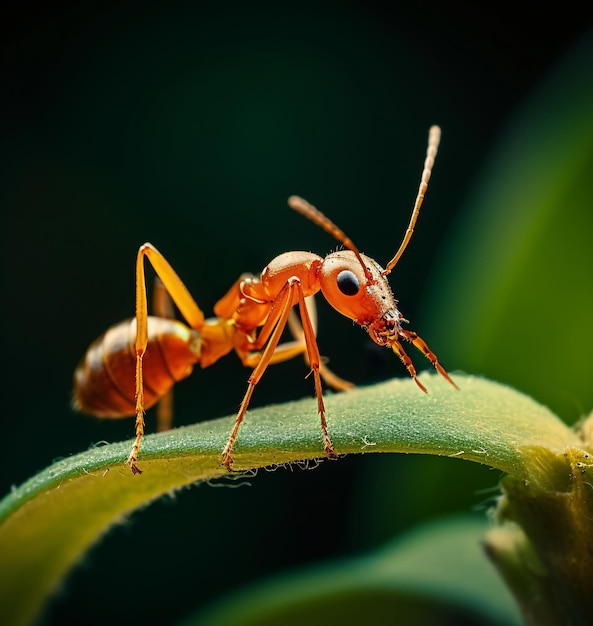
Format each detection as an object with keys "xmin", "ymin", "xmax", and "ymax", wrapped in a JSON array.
[{"xmin": 317, "ymin": 250, "xmax": 398, "ymax": 329}]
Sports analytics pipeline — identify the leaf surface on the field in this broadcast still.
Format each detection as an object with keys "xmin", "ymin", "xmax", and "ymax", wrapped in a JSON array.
[{"xmin": 0, "ymin": 374, "xmax": 576, "ymax": 626}]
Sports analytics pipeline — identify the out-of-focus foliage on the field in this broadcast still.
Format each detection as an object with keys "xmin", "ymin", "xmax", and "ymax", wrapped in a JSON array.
[
  {"xmin": 184, "ymin": 516, "xmax": 523, "ymax": 626},
  {"xmin": 421, "ymin": 34, "xmax": 593, "ymax": 423}
]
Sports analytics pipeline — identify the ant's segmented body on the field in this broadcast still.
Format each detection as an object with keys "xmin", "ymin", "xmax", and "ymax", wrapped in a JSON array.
[{"xmin": 74, "ymin": 125, "xmax": 456, "ymax": 474}]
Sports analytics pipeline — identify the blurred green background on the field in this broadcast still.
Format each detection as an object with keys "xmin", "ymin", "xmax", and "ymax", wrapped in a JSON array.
[{"xmin": 2, "ymin": 2, "xmax": 591, "ymax": 625}]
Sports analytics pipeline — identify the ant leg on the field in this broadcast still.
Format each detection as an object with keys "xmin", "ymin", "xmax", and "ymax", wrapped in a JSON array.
[
  {"xmin": 399, "ymin": 329, "xmax": 458, "ymax": 389},
  {"xmin": 242, "ymin": 335, "xmax": 315, "ymax": 369},
  {"xmin": 390, "ymin": 339, "xmax": 428, "ymax": 393},
  {"xmin": 223, "ymin": 279, "xmax": 338, "ymax": 470},
  {"xmin": 294, "ymin": 287, "xmax": 337, "ymax": 461},
  {"xmin": 240, "ymin": 319, "xmax": 353, "ymax": 390},
  {"xmin": 222, "ymin": 280, "xmax": 298, "ymax": 470},
  {"xmin": 241, "ymin": 297, "xmax": 351, "ymax": 384},
  {"xmin": 287, "ymin": 297, "xmax": 354, "ymax": 391},
  {"xmin": 128, "ymin": 243, "xmax": 206, "ymax": 475},
  {"xmin": 213, "ymin": 273, "xmax": 257, "ymax": 319}
]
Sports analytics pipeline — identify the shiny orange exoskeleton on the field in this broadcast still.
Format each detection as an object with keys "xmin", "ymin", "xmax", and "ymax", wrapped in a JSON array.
[{"xmin": 73, "ymin": 125, "xmax": 456, "ymax": 474}]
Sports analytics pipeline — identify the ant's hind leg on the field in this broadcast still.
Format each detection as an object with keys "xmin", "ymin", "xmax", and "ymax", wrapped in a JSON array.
[{"xmin": 128, "ymin": 243, "xmax": 207, "ymax": 475}]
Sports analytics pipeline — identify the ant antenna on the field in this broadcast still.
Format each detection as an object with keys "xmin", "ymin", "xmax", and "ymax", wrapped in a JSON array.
[
  {"xmin": 288, "ymin": 195, "xmax": 375, "ymax": 283},
  {"xmin": 383, "ymin": 125, "xmax": 441, "ymax": 275}
]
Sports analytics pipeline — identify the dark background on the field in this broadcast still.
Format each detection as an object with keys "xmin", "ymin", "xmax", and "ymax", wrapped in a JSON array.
[{"xmin": 1, "ymin": 2, "xmax": 591, "ymax": 624}]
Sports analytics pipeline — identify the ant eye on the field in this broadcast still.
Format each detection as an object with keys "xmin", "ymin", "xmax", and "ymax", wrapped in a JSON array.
[{"xmin": 336, "ymin": 270, "xmax": 360, "ymax": 296}]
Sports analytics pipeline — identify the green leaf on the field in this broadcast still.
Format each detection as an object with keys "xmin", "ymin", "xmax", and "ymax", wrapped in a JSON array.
[
  {"xmin": 0, "ymin": 374, "xmax": 577, "ymax": 626},
  {"xmin": 182, "ymin": 515, "xmax": 523, "ymax": 626}
]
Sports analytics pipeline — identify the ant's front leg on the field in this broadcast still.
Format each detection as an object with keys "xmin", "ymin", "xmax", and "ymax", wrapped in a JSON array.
[
  {"xmin": 221, "ymin": 279, "xmax": 296, "ymax": 470},
  {"xmin": 399, "ymin": 328, "xmax": 458, "ymax": 389},
  {"xmin": 222, "ymin": 279, "xmax": 337, "ymax": 470}
]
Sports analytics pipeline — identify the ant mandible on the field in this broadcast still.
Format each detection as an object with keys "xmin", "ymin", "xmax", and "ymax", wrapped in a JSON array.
[{"xmin": 73, "ymin": 125, "xmax": 457, "ymax": 474}]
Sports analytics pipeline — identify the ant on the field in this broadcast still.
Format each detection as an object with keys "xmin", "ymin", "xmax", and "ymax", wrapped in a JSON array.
[{"xmin": 73, "ymin": 125, "xmax": 457, "ymax": 474}]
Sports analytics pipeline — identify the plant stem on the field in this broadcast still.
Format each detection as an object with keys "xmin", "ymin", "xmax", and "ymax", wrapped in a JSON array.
[{"xmin": 485, "ymin": 440, "xmax": 593, "ymax": 626}]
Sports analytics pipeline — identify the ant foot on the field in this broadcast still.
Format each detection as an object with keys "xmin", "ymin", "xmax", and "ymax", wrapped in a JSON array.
[{"xmin": 127, "ymin": 458, "xmax": 143, "ymax": 475}]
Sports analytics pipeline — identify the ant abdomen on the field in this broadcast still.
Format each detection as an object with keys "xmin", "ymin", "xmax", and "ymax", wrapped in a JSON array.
[{"xmin": 73, "ymin": 317, "xmax": 200, "ymax": 418}]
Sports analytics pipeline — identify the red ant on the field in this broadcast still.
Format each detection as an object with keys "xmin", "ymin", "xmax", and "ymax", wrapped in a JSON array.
[{"xmin": 74, "ymin": 125, "xmax": 456, "ymax": 474}]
